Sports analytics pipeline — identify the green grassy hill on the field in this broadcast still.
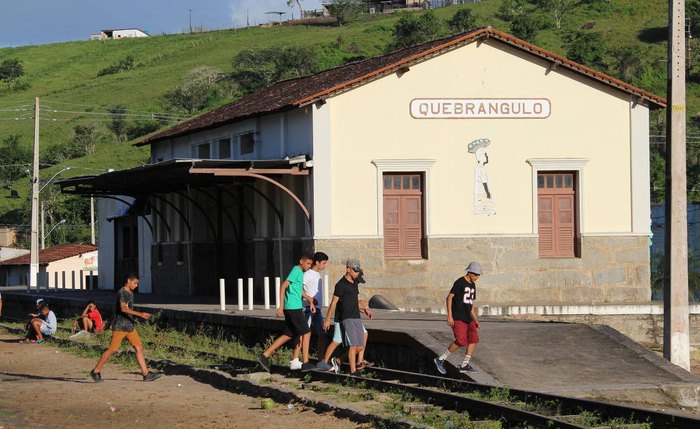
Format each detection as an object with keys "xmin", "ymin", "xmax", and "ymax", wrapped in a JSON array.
[{"xmin": 0, "ymin": 0, "xmax": 684, "ymax": 235}]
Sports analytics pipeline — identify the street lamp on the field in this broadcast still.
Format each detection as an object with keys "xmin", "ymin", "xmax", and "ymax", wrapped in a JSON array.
[
  {"xmin": 40, "ymin": 167, "xmax": 71, "ymax": 249},
  {"xmin": 43, "ymin": 219, "xmax": 66, "ymax": 246}
]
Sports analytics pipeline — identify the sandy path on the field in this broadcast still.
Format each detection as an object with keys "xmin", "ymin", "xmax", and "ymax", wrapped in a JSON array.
[{"xmin": 0, "ymin": 332, "xmax": 365, "ymax": 429}]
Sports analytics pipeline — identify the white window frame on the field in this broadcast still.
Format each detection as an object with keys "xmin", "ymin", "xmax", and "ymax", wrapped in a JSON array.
[
  {"xmin": 526, "ymin": 158, "xmax": 589, "ymax": 236},
  {"xmin": 371, "ymin": 159, "xmax": 435, "ymax": 237}
]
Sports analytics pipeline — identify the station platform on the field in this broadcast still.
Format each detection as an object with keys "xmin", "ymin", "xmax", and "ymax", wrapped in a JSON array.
[{"xmin": 2, "ymin": 287, "xmax": 699, "ymax": 408}]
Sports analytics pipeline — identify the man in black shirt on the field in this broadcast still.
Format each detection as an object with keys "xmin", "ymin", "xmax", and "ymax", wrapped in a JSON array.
[
  {"xmin": 434, "ymin": 261, "xmax": 482, "ymax": 375},
  {"xmin": 90, "ymin": 273, "xmax": 161, "ymax": 382},
  {"xmin": 323, "ymin": 258, "xmax": 370, "ymax": 375}
]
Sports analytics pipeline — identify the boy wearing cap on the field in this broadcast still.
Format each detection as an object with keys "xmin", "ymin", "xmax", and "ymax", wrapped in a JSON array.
[
  {"xmin": 323, "ymin": 258, "xmax": 369, "ymax": 375},
  {"xmin": 434, "ymin": 261, "xmax": 482, "ymax": 375},
  {"xmin": 257, "ymin": 252, "xmax": 316, "ymax": 372}
]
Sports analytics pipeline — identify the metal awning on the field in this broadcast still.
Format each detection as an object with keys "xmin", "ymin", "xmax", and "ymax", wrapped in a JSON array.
[{"xmin": 57, "ymin": 158, "xmax": 310, "ymax": 197}]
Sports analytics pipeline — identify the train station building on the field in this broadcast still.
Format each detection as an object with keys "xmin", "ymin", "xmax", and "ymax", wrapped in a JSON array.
[{"xmin": 59, "ymin": 27, "xmax": 664, "ymax": 307}]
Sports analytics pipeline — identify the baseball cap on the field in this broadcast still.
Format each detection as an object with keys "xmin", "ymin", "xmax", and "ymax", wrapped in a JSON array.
[
  {"xmin": 36, "ymin": 298, "xmax": 45, "ymax": 305},
  {"xmin": 465, "ymin": 261, "xmax": 482, "ymax": 276},
  {"xmin": 346, "ymin": 258, "xmax": 362, "ymax": 273}
]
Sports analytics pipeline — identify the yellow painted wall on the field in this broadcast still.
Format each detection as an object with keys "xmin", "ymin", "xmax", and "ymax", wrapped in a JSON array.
[{"xmin": 328, "ymin": 40, "xmax": 632, "ymax": 236}]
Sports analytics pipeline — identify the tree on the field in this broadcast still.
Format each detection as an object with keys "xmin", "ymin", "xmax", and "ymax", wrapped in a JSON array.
[
  {"xmin": 163, "ymin": 66, "xmax": 229, "ymax": 114},
  {"xmin": 232, "ymin": 46, "xmax": 320, "ymax": 94},
  {"xmin": 108, "ymin": 105, "xmax": 128, "ymax": 142},
  {"xmin": 326, "ymin": 0, "xmax": 364, "ymax": 26},
  {"xmin": 564, "ymin": 31, "xmax": 607, "ymax": 70},
  {"xmin": 287, "ymin": 0, "xmax": 304, "ymax": 18},
  {"xmin": 388, "ymin": 11, "xmax": 447, "ymax": 51},
  {"xmin": 510, "ymin": 15, "xmax": 541, "ymax": 42},
  {"xmin": 448, "ymin": 8, "xmax": 477, "ymax": 33},
  {"xmin": 0, "ymin": 134, "xmax": 31, "ymax": 184},
  {"xmin": 538, "ymin": 0, "xmax": 576, "ymax": 30},
  {"xmin": 609, "ymin": 45, "xmax": 646, "ymax": 82},
  {"xmin": 0, "ymin": 58, "xmax": 25, "ymax": 91},
  {"xmin": 497, "ymin": 0, "xmax": 527, "ymax": 22},
  {"xmin": 689, "ymin": 0, "xmax": 700, "ymax": 37}
]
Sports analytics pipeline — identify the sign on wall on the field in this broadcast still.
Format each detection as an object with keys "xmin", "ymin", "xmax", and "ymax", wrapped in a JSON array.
[{"xmin": 410, "ymin": 98, "xmax": 551, "ymax": 119}]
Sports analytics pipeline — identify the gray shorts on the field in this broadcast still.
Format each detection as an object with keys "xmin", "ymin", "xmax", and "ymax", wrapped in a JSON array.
[{"xmin": 340, "ymin": 319, "xmax": 365, "ymax": 347}]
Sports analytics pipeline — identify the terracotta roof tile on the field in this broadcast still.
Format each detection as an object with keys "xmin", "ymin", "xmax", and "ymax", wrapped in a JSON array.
[
  {"xmin": 0, "ymin": 243, "xmax": 97, "ymax": 266},
  {"xmin": 135, "ymin": 26, "xmax": 665, "ymax": 147}
]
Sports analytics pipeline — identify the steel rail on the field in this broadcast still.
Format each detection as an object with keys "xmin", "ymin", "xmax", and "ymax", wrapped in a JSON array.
[
  {"xmin": 307, "ymin": 369, "xmax": 587, "ymax": 429},
  {"xmin": 351, "ymin": 366, "xmax": 700, "ymax": 429}
]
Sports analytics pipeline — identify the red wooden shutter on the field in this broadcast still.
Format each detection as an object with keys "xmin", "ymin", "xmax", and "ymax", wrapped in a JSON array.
[
  {"xmin": 384, "ymin": 196, "xmax": 401, "ymax": 258},
  {"xmin": 403, "ymin": 195, "xmax": 422, "ymax": 258},
  {"xmin": 538, "ymin": 195, "xmax": 554, "ymax": 256}
]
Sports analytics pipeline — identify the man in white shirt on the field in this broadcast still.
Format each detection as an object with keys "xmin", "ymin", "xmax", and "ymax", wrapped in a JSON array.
[
  {"xmin": 25, "ymin": 303, "xmax": 57, "ymax": 343},
  {"xmin": 289, "ymin": 252, "xmax": 329, "ymax": 370}
]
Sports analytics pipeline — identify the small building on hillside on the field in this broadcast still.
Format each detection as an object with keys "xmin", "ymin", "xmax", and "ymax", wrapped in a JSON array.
[
  {"xmin": 90, "ymin": 28, "xmax": 149, "ymax": 41},
  {"xmin": 0, "ymin": 244, "xmax": 97, "ymax": 288},
  {"xmin": 60, "ymin": 27, "xmax": 662, "ymax": 307}
]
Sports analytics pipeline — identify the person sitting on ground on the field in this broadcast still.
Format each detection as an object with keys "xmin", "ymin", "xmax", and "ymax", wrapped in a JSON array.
[
  {"xmin": 70, "ymin": 300, "xmax": 103, "ymax": 339},
  {"xmin": 24, "ymin": 303, "xmax": 57, "ymax": 343}
]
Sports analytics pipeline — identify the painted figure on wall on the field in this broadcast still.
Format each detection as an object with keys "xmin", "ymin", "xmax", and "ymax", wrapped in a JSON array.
[{"xmin": 468, "ymin": 138, "xmax": 496, "ymax": 216}]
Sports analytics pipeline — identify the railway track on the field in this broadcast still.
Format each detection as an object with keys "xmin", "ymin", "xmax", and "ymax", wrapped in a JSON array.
[{"xmin": 3, "ymin": 322, "xmax": 699, "ymax": 428}]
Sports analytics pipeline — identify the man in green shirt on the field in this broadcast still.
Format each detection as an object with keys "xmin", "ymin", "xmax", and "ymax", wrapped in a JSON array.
[{"xmin": 257, "ymin": 252, "xmax": 315, "ymax": 372}]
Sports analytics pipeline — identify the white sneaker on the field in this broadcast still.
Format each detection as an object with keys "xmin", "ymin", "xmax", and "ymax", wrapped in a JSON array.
[
  {"xmin": 290, "ymin": 359, "xmax": 302, "ymax": 370},
  {"xmin": 68, "ymin": 330, "xmax": 89, "ymax": 340}
]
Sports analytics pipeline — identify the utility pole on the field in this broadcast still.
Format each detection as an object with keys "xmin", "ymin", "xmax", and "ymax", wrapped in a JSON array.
[
  {"xmin": 664, "ymin": 0, "xmax": 690, "ymax": 370},
  {"xmin": 90, "ymin": 196, "xmax": 95, "ymax": 245},
  {"xmin": 29, "ymin": 97, "xmax": 40, "ymax": 292},
  {"xmin": 40, "ymin": 202, "xmax": 45, "ymax": 249},
  {"xmin": 188, "ymin": 9, "xmax": 193, "ymax": 34}
]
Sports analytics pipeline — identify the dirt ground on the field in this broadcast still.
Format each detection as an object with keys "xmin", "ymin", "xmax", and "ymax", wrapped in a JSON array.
[{"xmin": 0, "ymin": 332, "xmax": 367, "ymax": 429}]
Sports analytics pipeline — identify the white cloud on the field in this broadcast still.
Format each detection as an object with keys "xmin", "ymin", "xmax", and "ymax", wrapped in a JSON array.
[{"xmin": 229, "ymin": 0, "xmax": 323, "ymax": 28}]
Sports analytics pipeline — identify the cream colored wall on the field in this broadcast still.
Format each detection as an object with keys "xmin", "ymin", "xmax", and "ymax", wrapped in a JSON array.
[
  {"xmin": 327, "ymin": 40, "xmax": 634, "ymax": 237},
  {"xmin": 47, "ymin": 254, "xmax": 91, "ymax": 289}
]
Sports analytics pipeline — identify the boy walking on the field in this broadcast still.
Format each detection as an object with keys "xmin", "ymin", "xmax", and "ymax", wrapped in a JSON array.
[
  {"xmin": 434, "ymin": 261, "xmax": 482, "ymax": 375},
  {"xmin": 323, "ymin": 258, "xmax": 368, "ymax": 375},
  {"xmin": 90, "ymin": 273, "xmax": 161, "ymax": 382},
  {"xmin": 257, "ymin": 253, "xmax": 316, "ymax": 372},
  {"xmin": 290, "ymin": 252, "xmax": 329, "ymax": 369}
]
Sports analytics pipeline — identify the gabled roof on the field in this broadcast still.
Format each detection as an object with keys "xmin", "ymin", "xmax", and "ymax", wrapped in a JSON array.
[
  {"xmin": 0, "ymin": 244, "xmax": 97, "ymax": 266},
  {"xmin": 136, "ymin": 26, "xmax": 666, "ymax": 147}
]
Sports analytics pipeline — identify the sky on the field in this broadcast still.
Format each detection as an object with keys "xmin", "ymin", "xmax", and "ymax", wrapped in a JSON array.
[{"xmin": 0, "ymin": 0, "xmax": 324, "ymax": 48}]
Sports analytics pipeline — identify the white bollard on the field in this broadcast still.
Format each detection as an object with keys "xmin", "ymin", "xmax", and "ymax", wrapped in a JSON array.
[
  {"xmin": 275, "ymin": 277, "xmax": 281, "ymax": 309},
  {"xmin": 264, "ymin": 277, "xmax": 270, "ymax": 309},
  {"xmin": 71, "ymin": 271, "xmax": 76, "ymax": 289},
  {"xmin": 248, "ymin": 277, "xmax": 254, "ymax": 310},
  {"xmin": 62, "ymin": 271, "xmax": 66, "ymax": 289},
  {"xmin": 219, "ymin": 278, "xmax": 226, "ymax": 311},
  {"xmin": 237, "ymin": 278, "xmax": 244, "ymax": 311},
  {"xmin": 324, "ymin": 274, "xmax": 330, "ymax": 307}
]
